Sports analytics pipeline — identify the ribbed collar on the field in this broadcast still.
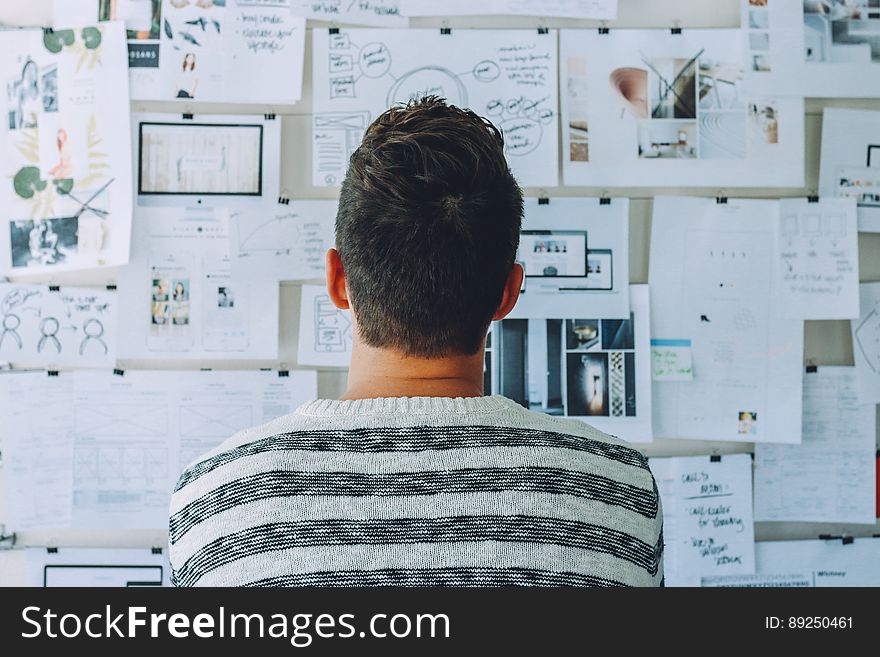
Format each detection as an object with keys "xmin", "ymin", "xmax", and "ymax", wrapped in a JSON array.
[{"xmin": 295, "ymin": 395, "xmax": 518, "ymax": 417}]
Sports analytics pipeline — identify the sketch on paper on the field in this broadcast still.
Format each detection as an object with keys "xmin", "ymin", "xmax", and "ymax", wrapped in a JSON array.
[
  {"xmin": 314, "ymin": 293, "xmax": 352, "ymax": 353},
  {"xmin": 0, "ymin": 283, "xmax": 117, "ymax": 366},
  {"xmin": 297, "ymin": 284, "xmax": 352, "ymax": 367},
  {"xmin": 560, "ymin": 28, "xmax": 803, "ymax": 187},
  {"xmin": 294, "ymin": 0, "xmax": 407, "ymax": 26},
  {"xmin": 1, "ymin": 23, "xmax": 133, "ymax": 275},
  {"xmin": 312, "ymin": 29, "xmax": 559, "ymax": 187}
]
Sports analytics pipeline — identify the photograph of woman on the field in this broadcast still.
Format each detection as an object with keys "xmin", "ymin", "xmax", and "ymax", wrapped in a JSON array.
[
  {"xmin": 175, "ymin": 52, "xmax": 197, "ymax": 98},
  {"xmin": 7, "ymin": 57, "xmax": 40, "ymax": 129}
]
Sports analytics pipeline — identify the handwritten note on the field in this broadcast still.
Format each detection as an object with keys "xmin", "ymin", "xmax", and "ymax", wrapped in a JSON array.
[
  {"xmin": 774, "ymin": 197, "xmax": 860, "ymax": 319},
  {"xmin": 227, "ymin": 1, "xmax": 306, "ymax": 103},
  {"xmin": 650, "ymin": 454, "xmax": 756, "ymax": 586},
  {"xmin": 650, "ymin": 339, "xmax": 693, "ymax": 381},
  {"xmin": 295, "ymin": 1, "xmax": 407, "ymax": 26}
]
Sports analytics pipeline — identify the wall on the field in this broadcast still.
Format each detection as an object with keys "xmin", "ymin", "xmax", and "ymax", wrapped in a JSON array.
[{"xmin": 1, "ymin": 1, "xmax": 878, "ymax": 585}]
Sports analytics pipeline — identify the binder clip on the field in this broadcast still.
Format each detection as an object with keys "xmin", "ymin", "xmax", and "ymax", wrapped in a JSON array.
[
  {"xmin": 47, "ymin": 370, "xmax": 60, "ymax": 377},
  {"xmin": 709, "ymin": 453, "xmax": 722, "ymax": 463},
  {"xmin": 264, "ymin": 113, "xmax": 276, "ymax": 120},
  {"xmin": 806, "ymin": 359, "xmax": 818, "ymax": 373},
  {"xmin": 538, "ymin": 197, "xmax": 550, "ymax": 205},
  {"xmin": 538, "ymin": 27, "xmax": 549, "ymax": 35},
  {"xmin": 278, "ymin": 370, "xmax": 290, "ymax": 378},
  {"xmin": 0, "ymin": 525, "xmax": 16, "ymax": 550},
  {"xmin": 807, "ymin": 194, "xmax": 819, "ymax": 203},
  {"xmin": 715, "ymin": 196, "xmax": 728, "ymax": 204},
  {"xmin": 182, "ymin": 113, "xmax": 194, "ymax": 120},
  {"xmin": 106, "ymin": 283, "xmax": 117, "ymax": 291},
  {"xmin": 670, "ymin": 21, "xmax": 682, "ymax": 35},
  {"xmin": 329, "ymin": 27, "xmax": 340, "ymax": 35},
  {"xmin": 278, "ymin": 190, "xmax": 290, "ymax": 205},
  {"xmin": 599, "ymin": 197, "xmax": 611, "ymax": 206},
  {"xmin": 598, "ymin": 22, "xmax": 609, "ymax": 35},
  {"xmin": 113, "ymin": 368, "xmax": 125, "ymax": 377},
  {"xmin": 151, "ymin": 547, "xmax": 163, "ymax": 555},
  {"xmin": 48, "ymin": 285, "xmax": 61, "ymax": 292},
  {"xmin": 440, "ymin": 27, "xmax": 452, "ymax": 35},
  {"xmin": 47, "ymin": 547, "xmax": 59, "ymax": 554}
]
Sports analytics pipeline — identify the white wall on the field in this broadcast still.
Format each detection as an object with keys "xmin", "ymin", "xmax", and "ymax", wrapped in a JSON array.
[{"xmin": 1, "ymin": 1, "xmax": 878, "ymax": 585}]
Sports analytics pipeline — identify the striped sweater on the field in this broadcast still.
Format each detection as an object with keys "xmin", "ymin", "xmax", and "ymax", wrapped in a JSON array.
[{"xmin": 169, "ymin": 396, "xmax": 664, "ymax": 587}]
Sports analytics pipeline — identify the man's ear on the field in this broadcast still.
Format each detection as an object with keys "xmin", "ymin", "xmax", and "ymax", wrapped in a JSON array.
[
  {"xmin": 492, "ymin": 263, "xmax": 523, "ymax": 321},
  {"xmin": 325, "ymin": 248, "xmax": 350, "ymax": 310}
]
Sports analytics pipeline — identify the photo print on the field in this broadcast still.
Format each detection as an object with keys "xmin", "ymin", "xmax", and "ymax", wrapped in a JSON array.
[
  {"xmin": 560, "ymin": 28, "xmax": 803, "ymax": 186},
  {"xmin": 100, "ymin": 0, "xmax": 162, "ymax": 68},
  {"xmin": 804, "ymin": 0, "xmax": 880, "ymax": 65},
  {"xmin": 10, "ymin": 216, "xmax": 78, "ymax": 268}
]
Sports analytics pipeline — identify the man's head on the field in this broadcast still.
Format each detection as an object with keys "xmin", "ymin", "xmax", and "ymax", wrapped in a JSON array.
[{"xmin": 328, "ymin": 96, "xmax": 524, "ymax": 358}]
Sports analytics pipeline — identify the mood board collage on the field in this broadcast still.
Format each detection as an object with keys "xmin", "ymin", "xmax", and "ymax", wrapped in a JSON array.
[{"xmin": 0, "ymin": 0, "xmax": 879, "ymax": 587}]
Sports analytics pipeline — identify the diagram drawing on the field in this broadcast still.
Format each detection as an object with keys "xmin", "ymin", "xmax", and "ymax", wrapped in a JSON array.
[
  {"xmin": 235, "ymin": 212, "xmax": 326, "ymax": 258},
  {"xmin": 314, "ymin": 293, "xmax": 352, "ymax": 353},
  {"xmin": 314, "ymin": 29, "xmax": 559, "ymax": 187},
  {"xmin": 179, "ymin": 404, "xmax": 254, "ymax": 438},
  {"xmin": 76, "ymin": 404, "xmax": 169, "ymax": 438},
  {"xmin": 854, "ymin": 307, "xmax": 880, "ymax": 375}
]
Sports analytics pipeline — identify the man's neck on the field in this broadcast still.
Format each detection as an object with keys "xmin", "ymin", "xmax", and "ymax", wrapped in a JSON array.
[{"xmin": 341, "ymin": 340, "xmax": 485, "ymax": 400}]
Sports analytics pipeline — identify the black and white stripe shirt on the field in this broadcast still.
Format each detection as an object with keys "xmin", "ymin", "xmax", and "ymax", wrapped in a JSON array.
[{"xmin": 169, "ymin": 396, "xmax": 663, "ymax": 587}]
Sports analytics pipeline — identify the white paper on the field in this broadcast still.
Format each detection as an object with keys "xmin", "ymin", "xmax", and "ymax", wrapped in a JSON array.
[
  {"xmin": 132, "ymin": 112, "xmax": 281, "ymax": 207},
  {"xmin": 294, "ymin": 1, "xmax": 407, "ymax": 26},
  {"xmin": 650, "ymin": 453, "xmax": 756, "ymax": 587},
  {"xmin": 650, "ymin": 339, "xmax": 693, "ymax": 381},
  {"xmin": 297, "ymin": 283, "xmax": 353, "ymax": 367},
  {"xmin": 703, "ymin": 537, "xmax": 880, "ymax": 588},
  {"xmin": 852, "ymin": 281, "xmax": 880, "ymax": 403},
  {"xmin": 560, "ymin": 28, "xmax": 804, "ymax": 188},
  {"xmin": 25, "ymin": 547, "xmax": 171, "ymax": 587},
  {"xmin": 0, "ymin": 371, "xmax": 75, "ymax": 530},
  {"xmin": 56, "ymin": 1, "xmax": 306, "ymax": 103},
  {"xmin": 117, "ymin": 206, "xmax": 280, "ymax": 361},
  {"xmin": 773, "ymin": 197, "xmax": 860, "ymax": 319},
  {"xmin": 742, "ymin": 0, "xmax": 880, "ymax": 99},
  {"xmin": 819, "ymin": 108, "xmax": 880, "ymax": 233},
  {"xmin": 0, "ymin": 283, "xmax": 117, "ymax": 367},
  {"xmin": 508, "ymin": 198, "xmax": 629, "ymax": 320},
  {"xmin": 650, "ymin": 197, "xmax": 804, "ymax": 443},
  {"xmin": 754, "ymin": 367, "xmax": 877, "ymax": 525},
  {"xmin": 493, "ymin": 285, "xmax": 652, "ymax": 443},
  {"xmin": 401, "ymin": 0, "xmax": 617, "ymax": 20},
  {"xmin": 229, "ymin": 199, "xmax": 336, "ymax": 281},
  {"xmin": 311, "ymin": 28, "xmax": 559, "ymax": 187},
  {"xmin": 2, "ymin": 369, "xmax": 317, "ymax": 530},
  {"xmin": 0, "ymin": 23, "xmax": 133, "ymax": 275}
]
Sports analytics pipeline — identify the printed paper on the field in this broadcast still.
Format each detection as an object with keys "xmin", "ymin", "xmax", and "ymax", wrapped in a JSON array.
[
  {"xmin": 297, "ymin": 283, "xmax": 353, "ymax": 367},
  {"xmin": 294, "ymin": 1, "xmax": 407, "ymax": 26},
  {"xmin": 401, "ymin": 0, "xmax": 618, "ymax": 20},
  {"xmin": 25, "ymin": 547, "xmax": 171, "ymax": 587}
]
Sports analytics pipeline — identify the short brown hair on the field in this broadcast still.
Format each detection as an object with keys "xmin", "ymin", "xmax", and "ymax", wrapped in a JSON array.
[{"xmin": 336, "ymin": 96, "xmax": 523, "ymax": 357}]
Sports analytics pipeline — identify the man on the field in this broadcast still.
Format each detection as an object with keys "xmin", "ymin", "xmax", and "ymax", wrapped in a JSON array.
[{"xmin": 169, "ymin": 97, "xmax": 663, "ymax": 587}]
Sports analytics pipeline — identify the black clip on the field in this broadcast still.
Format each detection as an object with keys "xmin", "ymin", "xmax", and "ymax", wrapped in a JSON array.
[
  {"xmin": 278, "ymin": 370, "xmax": 290, "ymax": 377},
  {"xmin": 716, "ymin": 196, "xmax": 728, "ymax": 204},
  {"xmin": 259, "ymin": 367, "xmax": 272, "ymax": 371},
  {"xmin": 538, "ymin": 197, "xmax": 550, "ymax": 205},
  {"xmin": 48, "ymin": 285, "xmax": 61, "ymax": 292},
  {"xmin": 329, "ymin": 27, "xmax": 340, "ymax": 35},
  {"xmin": 278, "ymin": 195, "xmax": 290, "ymax": 205},
  {"xmin": 807, "ymin": 195, "xmax": 819, "ymax": 203},
  {"xmin": 537, "ymin": 27, "xmax": 549, "ymax": 35},
  {"xmin": 43, "ymin": 27, "xmax": 54, "ymax": 35},
  {"xmin": 671, "ymin": 27, "xmax": 682, "ymax": 35},
  {"xmin": 599, "ymin": 197, "xmax": 611, "ymax": 206},
  {"xmin": 709, "ymin": 454, "xmax": 722, "ymax": 462},
  {"xmin": 151, "ymin": 547, "xmax": 163, "ymax": 554},
  {"xmin": 806, "ymin": 364, "xmax": 818, "ymax": 373},
  {"xmin": 0, "ymin": 528, "xmax": 16, "ymax": 549},
  {"xmin": 106, "ymin": 284, "xmax": 117, "ymax": 291},
  {"xmin": 47, "ymin": 547, "xmax": 59, "ymax": 554},
  {"xmin": 842, "ymin": 536, "xmax": 854, "ymax": 545},
  {"xmin": 47, "ymin": 370, "xmax": 60, "ymax": 377},
  {"xmin": 440, "ymin": 27, "xmax": 452, "ymax": 35},
  {"xmin": 199, "ymin": 367, "xmax": 212, "ymax": 371},
  {"xmin": 598, "ymin": 27, "xmax": 610, "ymax": 35},
  {"xmin": 264, "ymin": 113, "xmax": 276, "ymax": 120},
  {"xmin": 182, "ymin": 113, "xmax": 194, "ymax": 120},
  {"xmin": 113, "ymin": 368, "xmax": 125, "ymax": 377}
]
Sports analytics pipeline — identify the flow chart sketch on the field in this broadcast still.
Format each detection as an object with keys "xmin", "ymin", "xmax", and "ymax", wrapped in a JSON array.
[
  {"xmin": 507, "ymin": 197, "xmax": 629, "ymax": 320},
  {"xmin": 0, "ymin": 283, "xmax": 117, "ymax": 367},
  {"xmin": 650, "ymin": 197, "xmax": 804, "ymax": 443},
  {"xmin": 0, "ymin": 23, "xmax": 134, "ymax": 275},
  {"xmin": 819, "ymin": 109, "xmax": 880, "ymax": 232},
  {"xmin": 401, "ymin": 0, "xmax": 618, "ymax": 20},
  {"xmin": 492, "ymin": 285, "xmax": 652, "ymax": 443},
  {"xmin": 230, "ymin": 199, "xmax": 337, "ymax": 281},
  {"xmin": 25, "ymin": 548, "xmax": 171, "ymax": 587},
  {"xmin": 852, "ymin": 281, "xmax": 880, "ymax": 403},
  {"xmin": 295, "ymin": 1, "xmax": 407, "ymax": 26},
  {"xmin": 116, "ymin": 205, "xmax": 280, "ymax": 361},
  {"xmin": 560, "ymin": 28, "xmax": 804, "ymax": 187},
  {"xmin": 754, "ymin": 367, "xmax": 877, "ymax": 525},
  {"xmin": 742, "ymin": 0, "xmax": 880, "ymax": 99},
  {"xmin": 297, "ymin": 283, "xmax": 353, "ymax": 367},
  {"xmin": 773, "ymin": 197, "xmax": 860, "ymax": 320},
  {"xmin": 312, "ymin": 28, "xmax": 559, "ymax": 187}
]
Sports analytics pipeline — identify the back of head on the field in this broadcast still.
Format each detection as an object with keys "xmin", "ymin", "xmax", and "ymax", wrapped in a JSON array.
[{"xmin": 336, "ymin": 95, "xmax": 523, "ymax": 357}]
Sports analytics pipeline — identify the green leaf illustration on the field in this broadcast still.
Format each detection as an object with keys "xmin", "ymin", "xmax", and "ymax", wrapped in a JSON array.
[
  {"xmin": 43, "ymin": 29, "xmax": 75, "ymax": 54},
  {"xmin": 53, "ymin": 178, "xmax": 74, "ymax": 195},
  {"xmin": 13, "ymin": 166, "xmax": 47, "ymax": 199},
  {"xmin": 82, "ymin": 27, "xmax": 102, "ymax": 49}
]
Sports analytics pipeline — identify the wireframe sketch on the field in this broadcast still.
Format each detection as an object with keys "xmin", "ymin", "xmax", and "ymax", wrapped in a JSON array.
[
  {"xmin": 313, "ymin": 29, "xmax": 559, "ymax": 187},
  {"xmin": 179, "ymin": 404, "xmax": 254, "ymax": 437},
  {"xmin": 315, "ymin": 293, "xmax": 352, "ymax": 352}
]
